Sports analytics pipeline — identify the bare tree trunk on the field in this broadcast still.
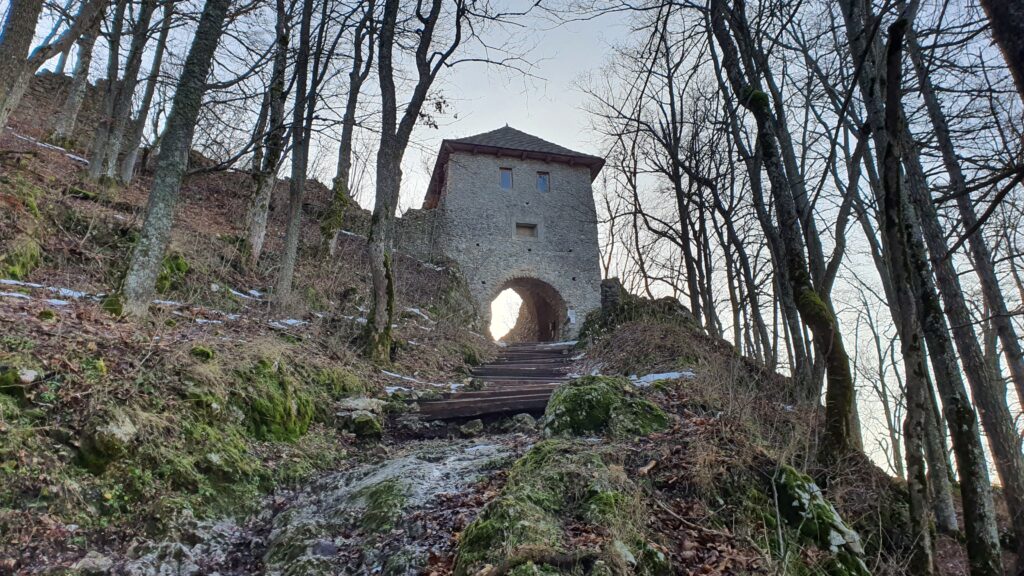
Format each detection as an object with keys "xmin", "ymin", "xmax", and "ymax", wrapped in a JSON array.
[
  {"xmin": 242, "ymin": 0, "xmax": 289, "ymax": 269},
  {"xmin": 273, "ymin": 0, "xmax": 313, "ymax": 303},
  {"xmin": 836, "ymin": 1, "xmax": 1004, "ymax": 572},
  {"xmin": 120, "ymin": 0, "xmax": 232, "ymax": 317},
  {"xmin": 880, "ymin": 20, "xmax": 935, "ymax": 573},
  {"xmin": 904, "ymin": 25, "xmax": 1024, "ymax": 555},
  {"xmin": 118, "ymin": 0, "xmax": 173, "ymax": 184},
  {"xmin": 366, "ymin": 0, "xmax": 467, "ymax": 362},
  {"xmin": 907, "ymin": 25, "xmax": 1024, "ymax": 409},
  {"xmin": 922, "ymin": 375, "xmax": 958, "ymax": 534},
  {"xmin": 102, "ymin": 0, "xmax": 156, "ymax": 180},
  {"xmin": 50, "ymin": 19, "xmax": 100, "ymax": 145},
  {"xmin": 87, "ymin": 0, "xmax": 128, "ymax": 180},
  {"xmin": 709, "ymin": 0, "xmax": 858, "ymax": 450},
  {"xmin": 0, "ymin": 0, "xmax": 105, "ymax": 131},
  {"xmin": 978, "ymin": 0, "xmax": 1024, "ymax": 105},
  {"xmin": 325, "ymin": 1, "xmax": 375, "ymax": 255}
]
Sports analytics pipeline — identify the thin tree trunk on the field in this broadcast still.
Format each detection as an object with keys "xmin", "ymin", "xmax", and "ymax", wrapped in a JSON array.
[
  {"xmin": 273, "ymin": 0, "xmax": 313, "ymax": 303},
  {"xmin": 922, "ymin": 374, "xmax": 958, "ymax": 535},
  {"xmin": 103, "ymin": 0, "xmax": 157, "ymax": 180},
  {"xmin": 710, "ymin": 0, "xmax": 858, "ymax": 448},
  {"xmin": 836, "ymin": 1, "xmax": 1004, "ymax": 572},
  {"xmin": 121, "ymin": 0, "xmax": 232, "ymax": 317},
  {"xmin": 243, "ymin": 0, "xmax": 289, "ymax": 269},
  {"xmin": 977, "ymin": 0, "xmax": 1024, "ymax": 105},
  {"xmin": 51, "ymin": 19, "xmax": 100, "ymax": 145},
  {"xmin": 325, "ymin": 1, "xmax": 375, "ymax": 255},
  {"xmin": 0, "ymin": 0, "xmax": 105, "ymax": 131},
  {"xmin": 880, "ymin": 19, "xmax": 935, "ymax": 573},
  {"xmin": 118, "ymin": 0, "xmax": 173, "ymax": 184},
  {"xmin": 87, "ymin": 0, "xmax": 128, "ymax": 180},
  {"xmin": 907, "ymin": 25, "xmax": 1024, "ymax": 409}
]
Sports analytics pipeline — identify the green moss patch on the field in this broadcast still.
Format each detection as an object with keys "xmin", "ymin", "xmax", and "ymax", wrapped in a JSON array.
[
  {"xmin": 543, "ymin": 376, "xmax": 668, "ymax": 439},
  {"xmin": 357, "ymin": 478, "xmax": 408, "ymax": 533},
  {"xmin": 1, "ymin": 235, "xmax": 42, "ymax": 280},
  {"xmin": 234, "ymin": 360, "xmax": 314, "ymax": 442},
  {"xmin": 455, "ymin": 440, "xmax": 669, "ymax": 575},
  {"xmin": 156, "ymin": 252, "xmax": 189, "ymax": 293}
]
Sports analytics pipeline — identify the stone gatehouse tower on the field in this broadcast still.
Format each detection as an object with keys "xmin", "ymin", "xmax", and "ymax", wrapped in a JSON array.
[{"xmin": 400, "ymin": 126, "xmax": 605, "ymax": 341}]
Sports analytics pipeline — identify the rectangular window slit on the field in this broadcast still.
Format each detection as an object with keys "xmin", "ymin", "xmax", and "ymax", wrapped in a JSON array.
[
  {"xmin": 537, "ymin": 172, "xmax": 550, "ymax": 192},
  {"xmin": 515, "ymin": 223, "xmax": 538, "ymax": 237},
  {"xmin": 499, "ymin": 167, "xmax": 513, "ymax": 190}
]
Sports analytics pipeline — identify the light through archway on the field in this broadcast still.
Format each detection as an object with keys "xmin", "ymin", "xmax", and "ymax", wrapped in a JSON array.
[
  {"xmin": 489, "ymin": 289, "xmax": 523, "ymax": 340},
  {"xmin": 487, "ymin": 277, "xmax": 568, "ymax": 343}
]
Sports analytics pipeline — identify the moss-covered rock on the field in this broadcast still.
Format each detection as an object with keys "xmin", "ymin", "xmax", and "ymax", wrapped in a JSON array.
[
  {"xmin": 1, "ymin": 235, "xmax": 42, "ymax": 280},
  {"xmin": 454, "ymin": 440, "xmax": 668, "ymax": 576},
  {"xmin": 543, "ymin": 376, "xmax": 668, "ymax": 439},
  {"xmin": 357, "ymin": 478, "xmax": 408, "ymax": 533},
  {"xmin": 774, "ymin": 465, "xmax": 870, "ymax": 576},
  {"xmin": 337, "ymin": 409, "xmax": 383, "ymax": 439},
  {"xmin": 0, "ymin": 366, "xmax": 33, "ymax": 399},
  {"xmin": 156, "ymin": 252, "xmax": 189, "ymax": 293},
  {"xmin": 234, "ymin": 360, "xmax": 314, "ymax": 442},
  {"xmin": 79, "ymin": 410, "xmax": 138, "ymax": 472},
  {"xmin": 190, "ymin": 345, "xmax": 215, "ymax": 362}
]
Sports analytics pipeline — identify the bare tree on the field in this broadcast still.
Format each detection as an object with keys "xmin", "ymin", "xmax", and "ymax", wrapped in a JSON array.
[
  {"xmin": 0, "ymin": 0, "xmax": 106, "ymax": 131},
  {"xmin": 120, "ymin": 0, "xmax": 233, "ymax": 317}
]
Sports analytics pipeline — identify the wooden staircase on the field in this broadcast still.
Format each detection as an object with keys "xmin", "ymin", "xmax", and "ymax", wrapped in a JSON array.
[{"xmin": 417, "ymin": 342, "xmax": 577, "ymax": 420}]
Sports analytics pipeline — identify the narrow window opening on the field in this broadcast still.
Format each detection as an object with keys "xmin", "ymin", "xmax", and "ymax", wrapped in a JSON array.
[
  {"xmin": 515, "ymin": 223, "xmax": 538, "ymax": 238},
  {"xmin": 499, "ymin": 167, "xmax": 513, "ymax": 190},
  {"xmin": 536, "ymin": 172, "xmax": 550, "ymax": 192}
]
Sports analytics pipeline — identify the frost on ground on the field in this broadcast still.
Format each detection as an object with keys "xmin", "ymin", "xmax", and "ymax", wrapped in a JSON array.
[{"xmin": 118, "ymin": 439, "xmax": 515, "ymax": 576}]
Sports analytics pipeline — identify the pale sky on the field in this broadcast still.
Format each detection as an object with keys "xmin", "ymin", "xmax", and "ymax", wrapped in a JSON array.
[{"xmin": 391, "ymin": 13, "xmax": 628, "ymax": 212}]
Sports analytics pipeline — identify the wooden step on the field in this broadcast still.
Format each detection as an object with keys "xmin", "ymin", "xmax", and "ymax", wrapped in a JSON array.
[
  {"xmin": 470, "ymin": 368, "xmax": 568, "ymax": 378},
  {"xmin": 418, "ymin": 392, "xmax": 553, "ymax": 419}
]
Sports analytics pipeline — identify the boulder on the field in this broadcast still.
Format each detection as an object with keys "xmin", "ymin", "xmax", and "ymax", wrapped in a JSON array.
[
  {"xmin": 510, "ymin": 413, "xmax": 536, "ymax": 433},
  {"xmin": 458, "ymin": 419, "xmax": 484, "ymax": 438},
  {"xmin": 79, "ymin": 410, "xmax": 138, "ymax": 472},
  {"xmin": 337, "ymin": 409, "xmax": 383, "ymax": 439},
  {"xmin": 73, "ymin": 551, "xmax": 113, "ymax": 575},
  {"xmin": 543, "ymin": 376, "xmax": 668, "ymax": 439}
]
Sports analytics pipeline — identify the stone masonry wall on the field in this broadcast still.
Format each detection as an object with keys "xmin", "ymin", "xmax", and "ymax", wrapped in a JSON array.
[{"xmin": 431, "ymin": 151, "xmax": 602, "ymax": 339}]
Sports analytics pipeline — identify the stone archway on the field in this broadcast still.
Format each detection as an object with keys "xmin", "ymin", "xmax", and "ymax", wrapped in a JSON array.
[{"xmin": 490, "ymin": 277, "xmax": 568, "ymax": 343}]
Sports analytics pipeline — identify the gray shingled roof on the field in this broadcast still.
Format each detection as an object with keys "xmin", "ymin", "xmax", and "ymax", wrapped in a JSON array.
[{"xmin": 449, "ymin": 126, "xmax": 601, "ymax": 160}]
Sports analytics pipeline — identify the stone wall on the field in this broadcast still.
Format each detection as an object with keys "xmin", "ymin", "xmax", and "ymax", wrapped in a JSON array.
[
  {"xmin": 428, "ymin": 151, "xmax": 603, "ymax": 339},
  {"xmin": 10, "ymin": 72, "xmax": 105, "ymax": 149}
]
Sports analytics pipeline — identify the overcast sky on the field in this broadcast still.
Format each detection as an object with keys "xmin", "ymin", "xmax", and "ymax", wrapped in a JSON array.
[{"xmin": 388, "ymin": 12, "xmax": 629, "ymax": 212}]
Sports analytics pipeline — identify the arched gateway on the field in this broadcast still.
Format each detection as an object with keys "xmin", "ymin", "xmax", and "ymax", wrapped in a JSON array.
[{"xmin": 398, "ymin": 126, "xmax": 605, "ymax": 341}]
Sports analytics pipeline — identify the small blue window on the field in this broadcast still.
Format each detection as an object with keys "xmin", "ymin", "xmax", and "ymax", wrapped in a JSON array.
[
  {"xmin": 537, "ymin": 172, "xmax": 550, "ymax": 192},
  {"xmin": 499, "ymin": 168, "xmax": 513, "ymax": 190}
]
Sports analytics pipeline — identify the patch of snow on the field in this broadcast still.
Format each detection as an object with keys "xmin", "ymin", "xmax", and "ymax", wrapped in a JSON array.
[
  {"xmin": 381, "ymin": 370, "xmax": 422, "ymax": 383},
  {"xmin": 229, "ymin": 288, "xmax": 259, "ymax": 300},
  {"xmin": 385, "ymin": 385, "xmax": 413, "ymax": 395},
  {"xmin": 195, "ymin": 318, "xmax": 222, "ymax": 325},
  {"xmin": 629, "ymin": 370, "xmax": 696, "ymax": 387},
  {"xmin": 13, "ymin": 133, "xmax": 89, "ymax": 164},
  {"xmin": 0, "ymin": 278, "xmax": 44, "ymax": 289},
  {"xmin": 152, "ymin": 299, "xmax": 183, "ymax": 307},
  {"xmin": 45, "ymin": 299, "xmax": 71, "ymax": 306},
  {"xmin": 48, "ymin": 286, "xmax": 87, "ymax": 299},
  {"xmin": 0, "ymin": 291, "xmax": 31, "ymax": 300},
  {"xmin": 339, "ymin": 229, "xmax": 362, "ymax": 238},
  {"xmin": 420, "ymin": 261, "xmax": 446, "ymax": 271},
  {"xmin": 403, "ymin": 307, "xmax": 433, "ymax": 322},
  {"xmin": 536, "ymin": 340, "xmax": 577, "ymax": 348}
]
